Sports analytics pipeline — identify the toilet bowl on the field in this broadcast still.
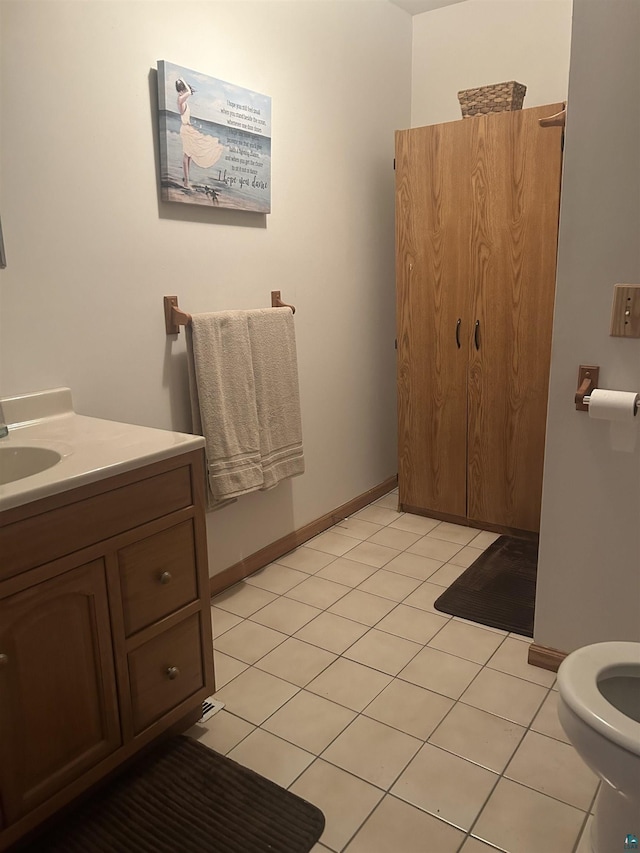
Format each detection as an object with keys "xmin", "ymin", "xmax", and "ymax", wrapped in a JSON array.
[{"xmin": 557, "ymin": 642, "xmax": 640, "ymax": 853}]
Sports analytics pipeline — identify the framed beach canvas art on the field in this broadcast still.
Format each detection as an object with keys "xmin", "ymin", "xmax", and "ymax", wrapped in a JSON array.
[{"xmin": 157, "ymin": 61, "xmax": 271, "ymax": 213}]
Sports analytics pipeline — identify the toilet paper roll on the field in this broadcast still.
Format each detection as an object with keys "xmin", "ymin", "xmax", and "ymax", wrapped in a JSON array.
[{"xmin": 588, "ymin": 389, "xmax": 639, "ymax": 422}]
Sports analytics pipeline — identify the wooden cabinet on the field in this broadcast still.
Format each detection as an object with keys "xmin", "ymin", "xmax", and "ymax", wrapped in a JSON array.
[
  {"xmin": 396, "ymin": 104, "xmax": 563, "ymax": 533},
  {"xmin": 0, "ymin": 560, "xmax": 121, "ymax": 825},
  {"xmin": 0, "ymin": 450, "xmax": 214, "ymax": 850}
]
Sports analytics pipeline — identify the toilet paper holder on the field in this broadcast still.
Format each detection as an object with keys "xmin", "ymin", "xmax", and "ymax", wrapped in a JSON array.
[{"xmin": 575, "ymin": 365, "xmax": 600, "ymax": 411}]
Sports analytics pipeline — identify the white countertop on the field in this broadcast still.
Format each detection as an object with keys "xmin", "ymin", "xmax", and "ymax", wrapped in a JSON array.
[{"xmin": 0, "ymin": 388, "xmax": 204, "ymax": 512}]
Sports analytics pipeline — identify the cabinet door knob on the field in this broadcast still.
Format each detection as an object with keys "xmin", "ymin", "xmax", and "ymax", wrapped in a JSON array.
[
  {"xmin": 0, "ymin": 653, "xmax": 8, "ymax": 668},
  {"xmin": 159, "ymin": 571, "xmax": 172, "ymax": 585},
  {"xmin": 166, "ymin": 666, "xmax": 180, "ymax": 680}
]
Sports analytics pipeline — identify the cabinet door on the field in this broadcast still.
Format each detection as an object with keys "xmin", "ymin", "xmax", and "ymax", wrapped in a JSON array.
[
  {"xmin": 467, "ymin": 105, "xmax": 563, "ymax": 531},
  {"xmin": 396, "ymin": 120, "xmax": 473, "ymax": 516},
  {"xmin": 0, "ymin": 560, "xmax": 121, "ymax": 824}
]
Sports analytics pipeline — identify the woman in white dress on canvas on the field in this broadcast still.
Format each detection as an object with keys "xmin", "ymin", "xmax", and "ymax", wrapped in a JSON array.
[{"xmin": 176, "ymin": 78, "xmax": 224, "ymax": 188}]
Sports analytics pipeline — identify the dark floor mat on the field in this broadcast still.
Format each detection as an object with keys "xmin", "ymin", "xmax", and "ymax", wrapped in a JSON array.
[
  {"xmin": 25, "ymin": 735, "xmax": 325, "ymax": 853},
  {"xmin": 434, "ymin": 535, "xmax": 538, "ymax": 637}
]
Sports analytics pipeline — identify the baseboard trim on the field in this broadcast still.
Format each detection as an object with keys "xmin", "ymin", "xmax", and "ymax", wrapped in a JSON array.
[
  {"xmin": 209, "ymin": 475, "xmax": 398, "ymax": 597},
  {"xmin": 528, "ymin": 642, "xmax": 567, "ymax": 673}
]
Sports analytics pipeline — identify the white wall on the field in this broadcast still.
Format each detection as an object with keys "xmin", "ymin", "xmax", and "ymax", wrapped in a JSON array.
[
  {"xmin": 0, "ymin": 1, "xmax": 411, "ymax": 575},
  {"xmin": 411, "ymin": 0, "xmax": 572, "ymax": 127},
  {"xmin": 535, "ymin": 0, "xmax": 640, "ymax": 651}
]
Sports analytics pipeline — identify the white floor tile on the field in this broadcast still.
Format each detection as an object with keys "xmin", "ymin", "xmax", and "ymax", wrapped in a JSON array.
[
  {"xmin": 345, "ymin": 794, "xmax": 464, "ymax": 853},
  {"xmin": 214, "ymin": 666, "xmax": 298, "ymax": 725},
  {"xmin": 244, "ymin": 562, "xmax": 309, "ymax": 594},
  {"xmin": 407, "ymin": 537, "xmax": 463, "ymax": 562},
  {"xmin": 343, "ymin": 629, "xmax": 421, "ymax": 676},
  {"xmin": 186, "ymin": 710, "xmax": 254, "ymax": 755},
  {"xmin": 376, "ymin": 604, "xmax": 450, "ymax": 645},
  {"xmin": 427, "ymin": 620, "xmax": 505, "ymax": 665},
  {"xmin": 427, "ymin": 521, "xmax": 478, "ymax": 545},
  {"xmin": 306, "ymin": 657, "xmax": 391, "ymax": 712},
  {"xmin": 389, "ymin": 514, "xmax": 441, "ymax": 535},
  {"xmin": 263, "ymin": 690, "xmax": 356, "ymax": 754},
  {"xmin": 383, "ymin": 551, "xmax": 444, "ymax": 581},
  {"xmin": 285, "ymin": 575, "xmax": 351, "ymax": 609},
  {"xmin": 343, "ymin": 541, "xmax": 400, "ymax": 569},
  {"xmin": 213, "ymin": 650, "xmax": 248, "ymax": 688},
  {"xmin": 255, "ymin": 637, "xmax": 337, "ymax": 687},
  {"xmin": 294, "ymin": 611, "xmax": 369, "ymax": 654},
  {"xmin": 356, "ymin": 569, "xmax": 422, "ymax": 602},
  {"xmin": 336, "ymin": 517, "xmax": 383, "ymax": 540},
  {"xmin": 322, "ymin": 715, "xmax": 421, "ymax": 789},
  {"xmin": 355, "ymin": 505, "xmax": 404, "ymax": 526},
  {"xmin": 316, "ymin": 557, "xmax": 379, "ymax": 588},
  {"xmin": 328, "ymin": 589, "xmax": 396, "ymax": 626},
  {"xmin": 227, "ymin": 728, "xmax": 314, "ymax": 788},
  {"xmin": 391, "ymin": 743, "xmax": 498, "ymax": 831},
  {"xmin": 213, "ymin": 582, "xmax": 277, "ymax": 617},
  {"xmin": 214, "ymin": 619, "xmax": 288, "ymax": 664},
  {"xmin": 504, "ymin": 730, "xmax": 599, "ymax": 811},
  {"xmin": 250, "ymin": 596, "xmax": 321, "ymax": 634},
  {"xmin": 276, "ymin": 546, "xmax": 337, "ymax": 573},
  {"xmin": 487, "ymin": 637, "xmax": 556, "ymax": 687},
  {"xmin": 399, "ymin": 646, "xmax": 481, "ymax": 700},
  {"xmin": 472, "ymin": 778, "xmax": 584, "ymax": 853},
  {"xmin": 290, "ymin": 759, "xmax": 383, "ymax": 852},
  {"xmin": 460, "ymin": 668, "xmax": 547, "ymax": 727},
  {"xmin": 364, "ymin": 679, "xmax": 454, "ymax": 740},
  {"xmin": 307, "ymin": 530, "xmax": 360, "ymax": 557},
  {"xmin": 428, "ymin": 702, "xmax": 525, "ymax": 773}
]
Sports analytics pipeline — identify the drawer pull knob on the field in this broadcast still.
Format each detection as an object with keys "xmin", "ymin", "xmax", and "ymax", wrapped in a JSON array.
[
  {"xmin": 166, "ymin": 666, "xmax": 180, "ymax": 680},
  {"xmin": 159, "ymin": 571, "xmax": 172, "ymax": 585},
  {"xmin": 0, "ymin": 654, "xmax": 8, "ymax": 668}
]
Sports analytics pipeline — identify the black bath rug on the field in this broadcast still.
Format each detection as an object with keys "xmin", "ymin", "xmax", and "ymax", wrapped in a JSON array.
[
  {"xmin": 24, "ymin": 735, "xmax": 325, "ymax": 852},
  {"xmin": 434, "ymin": 535, "xmax": 538, "ymax": 636}
]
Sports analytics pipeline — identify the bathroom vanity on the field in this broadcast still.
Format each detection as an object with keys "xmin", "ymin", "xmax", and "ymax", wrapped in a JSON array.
[{"xmin": 0, "ymin": 389, "xmax": 214, "ymax": 850}]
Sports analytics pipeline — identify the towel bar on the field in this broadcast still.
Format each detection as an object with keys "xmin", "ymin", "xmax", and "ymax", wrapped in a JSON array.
[{"xmin": 164, "ymin": 293, "xmax": 296, "ymax": 335}]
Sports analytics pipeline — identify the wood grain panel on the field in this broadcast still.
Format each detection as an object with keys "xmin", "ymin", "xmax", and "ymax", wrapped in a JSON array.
[
  {"xmin": 128, "ymin": 613, "xmax": 204, "ymax": 735},
  {"xmin": 467, "ymin": 105, "xmax": 563, "ymax": 531},
  {"xmin": 0, "ymin": 560, "xmax": 120, "ymax": 822},
  {"xmin": 396, "ymin": 122, "xmax": 472, "ymax": 517},
  {"xmin": 118, "ymin": 520, "xmax": 198, "ymax": 637},
  {"xmin": 0, "ymin": 465, "xmax": 193, "ymax": 580},
  {"xmin": 528, "ymin": 642, "xmax": 567, "ymax": 673}
]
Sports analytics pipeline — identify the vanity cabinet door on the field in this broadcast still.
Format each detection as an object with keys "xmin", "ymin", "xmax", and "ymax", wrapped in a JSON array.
[{"xmin": 0, "ymin": 560, "xmax": 121, "ymax": 824}]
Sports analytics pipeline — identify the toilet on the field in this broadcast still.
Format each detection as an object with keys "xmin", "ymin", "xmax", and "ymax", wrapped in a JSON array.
[{"xmin": 557, "ymin": 642, "xmax": 640, "ymax": 853}]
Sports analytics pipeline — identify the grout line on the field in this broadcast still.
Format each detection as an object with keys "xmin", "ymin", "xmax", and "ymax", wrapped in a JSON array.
[{"xmin": 209, "ymin": 498, "xmax": 585, "ymax": 853}]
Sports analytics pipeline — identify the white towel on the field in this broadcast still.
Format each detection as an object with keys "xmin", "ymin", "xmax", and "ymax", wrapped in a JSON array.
[
  {"xmin": 248, "ymin": 308, "xmax": 305, "ymax": 490},
  {"xmin": 186, "ymin": 307, "xmax": 304, "ymax": 508},
  {"xmin": 186, "ymin": 312, "xmax": 263, "ymax": 507}
]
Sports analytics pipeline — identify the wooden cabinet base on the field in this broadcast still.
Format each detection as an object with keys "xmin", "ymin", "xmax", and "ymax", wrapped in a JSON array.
[
  {"xmin": 398, "ymin": 503, "xmax": 538, "ymax": 541},
  {"xmin": 0, "ymin": 451, "xmax": 214, "ymax": 851}
]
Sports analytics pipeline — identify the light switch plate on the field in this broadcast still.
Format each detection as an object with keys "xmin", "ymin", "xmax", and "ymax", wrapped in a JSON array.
[{"xmin": 610, "ymin": 284, "xmax": 640, "ymax": 337}]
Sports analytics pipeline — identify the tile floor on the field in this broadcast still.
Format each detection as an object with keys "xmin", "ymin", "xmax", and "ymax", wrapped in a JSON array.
[{"xmin": 188, "ymin": 490, "xmax": 599, "ymax": 853}]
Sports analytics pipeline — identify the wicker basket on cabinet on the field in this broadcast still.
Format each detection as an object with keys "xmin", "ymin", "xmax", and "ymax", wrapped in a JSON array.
[{"xmin": 458, "ymin": 81, "xmax": 527, "ymax": 118}]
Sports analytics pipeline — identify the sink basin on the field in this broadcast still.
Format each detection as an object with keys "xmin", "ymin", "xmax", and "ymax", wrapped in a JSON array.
[{"xmin": 0, "ymin": 446, "xmax": 62, "ymax": 485}]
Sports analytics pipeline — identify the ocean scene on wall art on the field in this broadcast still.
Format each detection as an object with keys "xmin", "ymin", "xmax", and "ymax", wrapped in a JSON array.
[{"xmin": 157, "ymin": 61, "xmax": 271, "ymax": 213}]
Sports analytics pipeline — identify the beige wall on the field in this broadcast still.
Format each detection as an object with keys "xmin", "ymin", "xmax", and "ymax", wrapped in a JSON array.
[
  {"xmin": 0, "ymin": 1, "xmax": 411, "ymax": 575},
  {"xmin": 411, "ymin": 0, "xmax": 572, "ymax": 127},
  {"xmin": 535, "ymin": 0, "xmax": 640, "ymax": 650}
]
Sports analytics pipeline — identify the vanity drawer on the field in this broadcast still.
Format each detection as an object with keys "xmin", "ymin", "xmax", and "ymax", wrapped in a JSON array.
[
  {"xmin": 118, "ymin": 521, "xmax": 198, "ymax": 637},
  {"xmin": 128, "ymin": 613, "xmax": 204, "ymax": 735},
  {"xmin": 0, "ymin": 464, "xmax": 193, "ymax": 580}
]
